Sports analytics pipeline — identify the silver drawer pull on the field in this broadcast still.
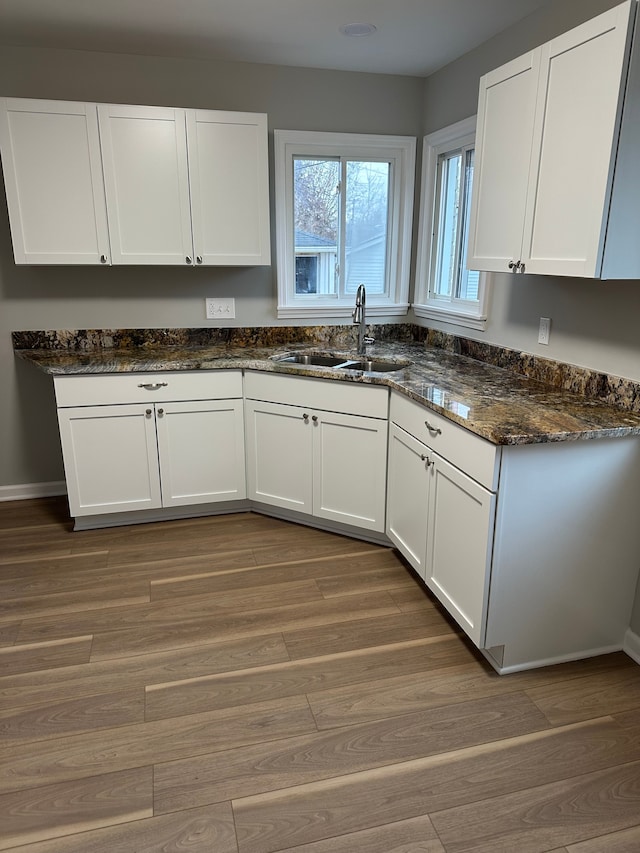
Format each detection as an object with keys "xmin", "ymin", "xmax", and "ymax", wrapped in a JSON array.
[
  {"xmin": 425, "ymin": 420, "xmax": 442, "ymax": 435},
  {"xmin": 420, "ymin": 454, "xmax": 434, "ymax": 467},
  {"xmin": 145, "ymin": 409, "xmax": 152, "ymax": 417},
  {"xmin": 138, "ymin": 382, "xmax": 168, "ymax": 390}
]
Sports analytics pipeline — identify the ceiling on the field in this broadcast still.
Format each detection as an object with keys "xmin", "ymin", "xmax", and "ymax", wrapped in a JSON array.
[{"xmin": 0, "ymin": 0, "xmax": 552, "ymax": 77}]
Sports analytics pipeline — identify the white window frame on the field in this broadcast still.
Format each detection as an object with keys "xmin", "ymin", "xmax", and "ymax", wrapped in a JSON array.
[
  {"xmin": 413, "ymin": 116, "xmax": 490, "ymax": 331},
  {"xmin": 274, "ymin": 129, "xmax": 416, "ymax": 319}
]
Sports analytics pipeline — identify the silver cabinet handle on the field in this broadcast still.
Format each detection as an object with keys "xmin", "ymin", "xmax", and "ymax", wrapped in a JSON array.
[
  {"xmin": 145, "ymin": 408, "xmax": 152, "ymax": 417},
  {"xmin": 518, "ymin": 261, "xmax": 526, "ymax": 273},
  {"xmin": 157, "ymin": 408, "xmax": 164, "ymax": 416},
  {"xmin": 138, "ymin": 382, "xmax": 168, "ymax": 390},
  {"xmin": 196, "ymin": 255, "xmax": 203, "ymax": 265},
  {"xmin": 303, "ymin": 413, "xmax": 309, "ymax": 421},
  {"xmin": 508, "ymin": 260, "xmax": 517, "ymax": 270},
  {"xmin": 420, "ymin": 454, "xmax": 434, "ymax": 468},
  {"xmin": 312, "ymin": 415, "xmax": 319, "ymax": 423},
  {"xmin": 100, "ymin": 254, "xmax": 108, "ymax": 264},
  {"xmin": 425, "ymin": 420, "xmax": 442, "ymax": 435},
  {"xmin": 186, "ymin": 256, "xmax": 193, "ymax": 265}
]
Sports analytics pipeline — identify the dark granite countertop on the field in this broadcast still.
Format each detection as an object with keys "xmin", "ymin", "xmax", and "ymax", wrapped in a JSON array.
[{"xmin": 13, "ymin": 334, "xmax": 640, "ymax": 446}]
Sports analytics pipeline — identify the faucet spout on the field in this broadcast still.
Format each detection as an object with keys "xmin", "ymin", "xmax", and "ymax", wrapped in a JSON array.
[{"xmin": 353, "ymin": 283, "xmax": 367, "ymax": 355}]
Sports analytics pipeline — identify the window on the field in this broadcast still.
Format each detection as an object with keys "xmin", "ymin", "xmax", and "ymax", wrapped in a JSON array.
[
  {"xmin": 414, "ymin": 116, "xmax": 489, "ymax": 330},
  {"xmin": 275, "ymin": 130, "xmax": 416, "ymax": 319}
]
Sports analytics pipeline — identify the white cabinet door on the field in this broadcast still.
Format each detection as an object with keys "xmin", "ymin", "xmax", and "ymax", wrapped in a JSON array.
[
  {"xmin": 467, "ymin": 51, "xmax": 540, "ymax": 273},
  {"xmin": 313, "ymin": 410, "xmax": 387, "ymax": 532},
  {"xmin": 521, "ymin": 1, "xmax": 634, "ymax": 277},
  {"xmin": 386, "ymin": 423, "xmax": 430, "ymax": 577},
  {"xmin": 156, "ymin": 400, "xmax": 246, "ymax": 507},
  {"xmin": 426, "ymin": 453, "xmax": 496, "ymax": 648},
  {"xmin": 58, "ymin": 404, "xmax": 161, "ymax": 517},
  {"xmin": 0, "ymin": 98, "xmax": 110, "ymax": 264},
  {"xmin": 98, "ymin": 104, "xmax": 194, "ymax": 265},
  {"xmin": 187, "ymin": 110, "xmax": 271, "ymax": 266},
  {"xmin": 244, "ymin": 400, "xmax": 313, "ymax": 514}
]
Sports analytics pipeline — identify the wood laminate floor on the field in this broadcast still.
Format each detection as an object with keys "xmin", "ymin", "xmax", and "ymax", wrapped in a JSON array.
[{"xmin": 1, "ymin": 497, "xmax": 640, "ymax": 852}]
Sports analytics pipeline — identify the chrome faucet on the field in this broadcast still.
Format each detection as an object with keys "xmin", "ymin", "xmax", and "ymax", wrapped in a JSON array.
[{"xmin": 353, "ymin": 283, "xmax": 374, "ymax": 355}]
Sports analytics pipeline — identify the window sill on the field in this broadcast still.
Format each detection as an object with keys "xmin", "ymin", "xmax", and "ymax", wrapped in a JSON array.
[
  {"xmin": 277, "ymin": 303, "xmax": 410, "ymax": 320},
  {"xmin": 413, "ymin": 303, "xmax": 487, "ymax": 331}
]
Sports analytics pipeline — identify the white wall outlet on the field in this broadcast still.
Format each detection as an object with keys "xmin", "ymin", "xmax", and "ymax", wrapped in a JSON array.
[
  {"xmin": 538, "ymin": 316, "xmax": 551, "ymax": 345},
  {"xmin": 206, "ymin": 297, "xmax": 236, "ymax": 320}
]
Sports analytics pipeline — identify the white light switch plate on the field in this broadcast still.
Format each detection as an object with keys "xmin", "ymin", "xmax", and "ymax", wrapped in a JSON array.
[{"xmin": 206, "ymin": 298, "xmax": 236, "ymax": 320}]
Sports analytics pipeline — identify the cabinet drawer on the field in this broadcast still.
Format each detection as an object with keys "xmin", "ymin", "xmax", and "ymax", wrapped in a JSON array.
[
  {"xmin": 390, "ymin": 392, "xmax": 499, "ymax": 490},
  {"xmin": 244, "ymin": 371, "xmax": 388, "ymax": 419},
  {"xmin": 54, "ymin": 370, "xmax": 243, "ymax": 407}
]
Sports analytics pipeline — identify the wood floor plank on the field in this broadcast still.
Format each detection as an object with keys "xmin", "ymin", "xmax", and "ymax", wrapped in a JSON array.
[
  {"xmin": 102, "ymin": 515, "xmax": 351, "ymax": 567},
  {"xmin": 1, "ymin": 802, "xmax": 238, "ymax": 853},
  {"xmin": 15, "ymin": 578, "xmax": 324, "ymax": 646},
  {"xmin": 0, "ymin": 622, "xmax": 20, "ymax": 647},
  {"xmin": 145, "ymin": 635, "xmax": 475, "ymax": 722},
  {"xmin": 308, "ymin": 653, "xmax": 636, "ymax": 730},
  {"xmin": 430, "ymin": 760, "xmax": 640, "ymax": 853},
  {"xmin": 0, "ymin": 766, "xmax": 152, "ymax": 851},
  {"xmin": 154, "ymin": 692, "xmax": 550, "ymax": 814},
  {"xmin": 0, "ymin": 496, "xmax": 69, "ymax": 532},
  {"xmin": 0, "ymin": 547, "xmax": 254, "ymax": 594},
  {"xmin": 527, "ymin": 668, "xmax": 640, "ymax": 725},
  {"xmin": 0, "ymin": 695, "xmax": 316, "ymax": 796},
  {"xmin": 0, "ymin": 581, "xmax": 150, "ymax": 622},
  {"xmin": 232, "ymin": 718, "xmax": 640, "ymax": 852},
  {"xmin": 0, "ymin": 633, "xmax": 289, "ymax": 710},
  {"xmin": 0, "ymin": 688, "xmax": 144, "ymax": 745},
  {"xmin": 270, "ymin": 814, "xmax": 444, "ymax": 853},
  {"xmin": 88, "ymin": 591, "xmax": 401, "ymax": 661},
  {"xmin": 314, "ymin": 563, "xmax": 417, "ymax": 598},
  {"xmin": 0, "ymin": 636, "xmax": 92, "ymax": 676},
  {"xmin": 386, "ymin": 584, "xmax": 445, "ymax": 613},
  {"xmin": 0, "ymin": 550, "xmax": 108, "ymax": 583},
  {"xmin": 252, "ymin": 538, "xmax": 384, "ymax": 568},
  {"xmin": 149, "ymin": 548, "xmax": 401, "ymax": 602},
  {"xmin": 565, "ymin": 823, "xmax": 640, "ymax": 851},
  {"xmin": 282, "ymin": 607, "xmax": 456, "ymax": 660}
]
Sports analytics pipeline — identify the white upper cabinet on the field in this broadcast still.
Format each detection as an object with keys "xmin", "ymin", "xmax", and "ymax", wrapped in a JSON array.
[
  {"xmin": 98, "ymin": 104, "xmax": 194, "ymax": 265},
  {"xmin": 467, "ymin": 52, "xmax": 539, "ymax": 273},
  {"xmin": 0, "ymin": 98, "xmax": 110, "ymax": 265},
  {"xmin": 0, "ymin": 98, "xmax": 271, "ymax": 267},
  {"xmin": 468, "ymin": 0, "xmax": 638, "ymax": 278},
  {"xmin": 187, "ymin": 110, "xmax": 271, "ymax": 266}
]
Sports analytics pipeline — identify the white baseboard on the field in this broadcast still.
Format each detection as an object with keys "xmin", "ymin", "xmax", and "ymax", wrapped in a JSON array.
[
  {"xmin": 624, "ymin": 628, "xmax": 640, "ymax": 666},
  {"xmin": 0, "ymin": 481, "xmax": 67, "ymax": 502}
]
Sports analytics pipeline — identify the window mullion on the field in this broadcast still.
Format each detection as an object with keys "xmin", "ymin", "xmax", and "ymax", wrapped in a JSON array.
[{"xmin": 337, "ymin": 158, "xmax": 347, "ymax": 299}]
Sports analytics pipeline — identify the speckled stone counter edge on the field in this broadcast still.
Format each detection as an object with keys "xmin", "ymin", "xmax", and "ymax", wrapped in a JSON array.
[{"xmin": 11, "ymin": 324, "xmax": 640, "ymax": 414}]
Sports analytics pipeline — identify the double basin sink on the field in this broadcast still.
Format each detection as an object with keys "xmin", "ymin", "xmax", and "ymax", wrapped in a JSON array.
[{"xmin": 273, "ymin": 352, "xmax": 410, "ymax": 373}]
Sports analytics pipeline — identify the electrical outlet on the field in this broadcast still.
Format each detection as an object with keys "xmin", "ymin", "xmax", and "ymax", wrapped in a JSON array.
[
  {"xmin": 538, "ymin": 316, "xmax": 551, "ymax": 345},
  {"xmin": 206, "ymin": 297, "xmax": 236, "ymax": 320}
]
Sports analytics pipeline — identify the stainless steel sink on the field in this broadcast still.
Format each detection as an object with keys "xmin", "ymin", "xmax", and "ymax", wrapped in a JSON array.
[
  {"xmin": 273, "ymin": 352, "xmax": 410, "ymax": 373},
  {"xmin": 338, "ymin": 359, "xmax": 409, "ymax": 373},
  {"xmin": 275, "ymin": 354, "xmax": 349, "ymax": 367}
]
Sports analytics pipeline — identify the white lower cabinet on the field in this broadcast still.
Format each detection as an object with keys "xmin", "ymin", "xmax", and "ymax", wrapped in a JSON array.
[
  {"xmin": 387, "ymin": 391, "xmax": 640, "ymax": 672},
  {"xmin": 386, "ymin": 420, "xmax": 496, "ymax": 647},
  {"xmin": 244, "ymin": 373, "xmax": 388, "ymax": 533},
  {"xmin": 54, "ymin": 371, "xmax": 246, "ymax": 518}
]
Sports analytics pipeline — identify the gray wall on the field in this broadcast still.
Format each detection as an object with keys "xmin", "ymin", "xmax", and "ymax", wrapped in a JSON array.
[{"xmin": 0, "ymin": 46, "xmax": 423, "ymax": 489}]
